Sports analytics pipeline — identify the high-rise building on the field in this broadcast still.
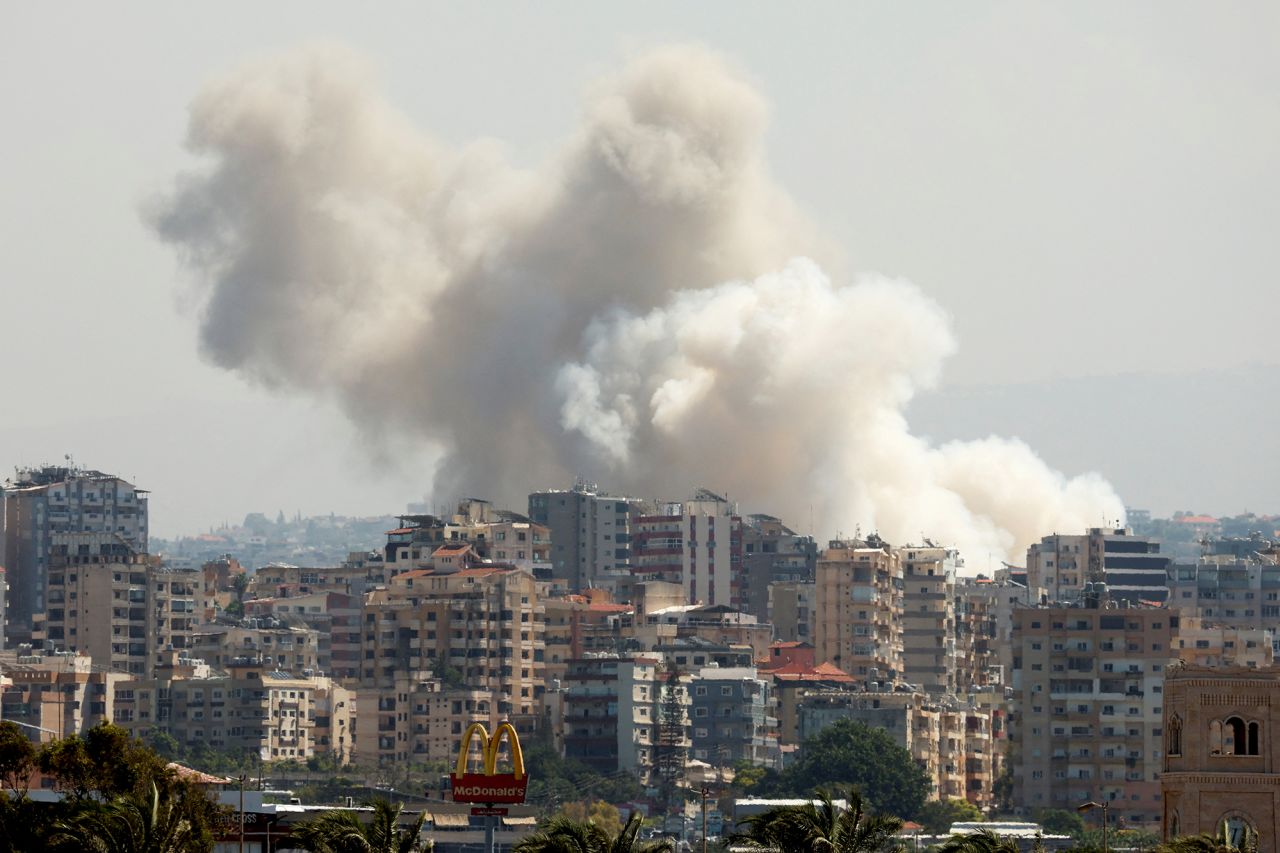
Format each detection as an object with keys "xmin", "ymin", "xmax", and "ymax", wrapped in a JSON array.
[
  {"xmin": 900, "ymin": 545, "xmax": 960, "ymax": 695},
  {"xmin": 2, "ymin": 466, "xmax": 148, "ymax": 645},
  {"xmin": 740, "ymin": 514, "xmax": 815, "ymax": 622},
  {"xmin": 814, "ymin": 537, "xmax": 903, "ymax": 682},
  {"xmin": 528, "ymin": 482, "xmax": 648, "ymax": 593},
  {"xmin": 632, "ymin": 489, "xmax": 744, "ymax": 607},
  {"xmin": 1026, "ymin": 527, "xmax": 1170, "ymax": 605},
  {"xmin": 35, "ymin": 532, "xmax": 195, "ymax": 678}
]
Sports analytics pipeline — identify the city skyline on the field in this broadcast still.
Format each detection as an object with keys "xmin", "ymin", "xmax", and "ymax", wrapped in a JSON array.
[{"xmin": 2, "ymin": 4, "xmax": 1277, "ymax": 540}]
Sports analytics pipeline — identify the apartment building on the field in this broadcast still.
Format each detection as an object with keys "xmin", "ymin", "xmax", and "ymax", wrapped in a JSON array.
[
  {"xmin": 1012, "ymin": 604, "xmax": 1180, "ymax": 826},
  {"xmin": 189, "ymin": 624, "xmax": 324, "ymax": 675},
  {"xmin": 562, "ymin": 654, "xmax": 690, "ymax": 787},
  {"xmin": 0, "ymin": 650, "xmax": 123, "ymax": 740},
  {"xmin": 543, "ymin": 592, "xmax": 633, "ymax": 684},
  {"xmin": 689, "ymin": 665, "xmax": 780, "ymax": 769},
  {"xmin": 900, "ymin": 546, "xmax": 959, "ymax": 694},
  {"xmin": 632, "ymin": 490, "xmax": 744, "ymax": 608},
  {"xmin": 795, "ymin": 689, "xmax": 995, "ymax": 808},
  {"xmin": 2, "ymin": 466, "xmax": 148, "ymax": 644},
  {"xmin": 353, "ymin": 674, "xmax": 492, "ymax": 767},
  {"xmin": 1026, "ymin": 528, "xmax": 1170, "ymax": 605},
  {"xmin": 243, "ymin": 590, "xmax": 361, "ymax": 680},
  {"xmin": 359, "ymin": 566, "xmax": 545, "ymax": 725},
  {"xmin": 630, "ymin": 604, "xmax": 772, "ymax": 663},
  {"xmin": 956, "ymin": 577, "xmax": 1031, "ymax": 690},
  {"xmin": 768, "ymin": 581, "xmax": 814, "ymax": 644},
  {"xmin": 814, "ymin": 537, "xmax": 903, "ymax": 682},
  {"xmin": 528, "ymin": 482, "xmax": 649, "ymax": 593},
  {"xmin": 114, "ymin": 661, "xmax": 354, "ymax": 763},
  {"xmin": 740, "ymin": 515, "xmax": 815, "ymax": 622},
  {"xmin": 1166, "ymin": 558, "xmax": 1280, "ymax": 628},
  {"xmin": 36, "ymin": 533, "xmax": 196, "ymax": 678}
]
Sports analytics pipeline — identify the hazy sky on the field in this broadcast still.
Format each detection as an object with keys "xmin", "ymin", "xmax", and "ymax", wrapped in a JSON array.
[{"xmin": 2, "ymin": 2, "xmax": 1277, "ymax": 537}]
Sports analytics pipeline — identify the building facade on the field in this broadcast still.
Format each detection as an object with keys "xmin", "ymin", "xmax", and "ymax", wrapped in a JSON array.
[
  {"xmin": 814, "ymin": 538, "xmax": 903, "ymax": 683},
  {"xmin": 528, "ymin": 482, "xmax": 648, "ymax": 593}
]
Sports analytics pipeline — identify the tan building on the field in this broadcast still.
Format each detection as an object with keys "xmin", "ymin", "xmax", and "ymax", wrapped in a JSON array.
[
  {"xmin": 188, "ymin": 624, "xmax": 325, "ymax": 675},
  {"xmin": 543, "ymin": 593, "xmax": 633, "ymax": 684},
  {"xmin": 360, "ymin": 566, "xmax": 545, "ymax": 732},
  {"xmin": 352, "ymin": 675, "xmax": 493, "ymax": 767},
  {"xmin": 36, "ymin": 533, "xmax": 197, "ymax": 678},
  {"xmin": 0, "ymin": 650, "xmax": 123, "ymax": 740},
  {"xmin": 768, "ymin": 581, "xmax": 814, "ymax": 644},
  {"xmin": 1161, "ymin": 664, "xmax": 1280, "ymax": 851},
  {"xmin": 900, "ymin": 546, "xmax": 959, "ymax": 694},
  {"xmin": 814, "ymin": 538, "xmax": 903, "ymax": 683},
  {"xmin": 1025, "ymin": 528, "xmax": 1170, "ymax": 606},
  {"xmin": 115, "ymin": 660, "xmax": 353, "ymax": 763}
]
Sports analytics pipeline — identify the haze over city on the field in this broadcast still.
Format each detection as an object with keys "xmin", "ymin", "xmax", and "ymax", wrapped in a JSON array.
[{"xmin": 2, "ymin": 3, "xmax": 1277, "ymax": 545}]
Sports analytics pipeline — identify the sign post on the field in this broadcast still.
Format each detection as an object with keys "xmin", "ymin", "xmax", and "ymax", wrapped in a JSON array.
[{"xmin": 451, "ymin": 722, "xmax": 528, "ymax": 853}]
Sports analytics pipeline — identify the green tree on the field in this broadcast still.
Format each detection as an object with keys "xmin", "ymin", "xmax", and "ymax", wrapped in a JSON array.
[
  {"xmin": 48, "ymin": 781, "xmax": 208, "ymax": 853},
  {"xmin": 38, "ymin": 722, "xmax": 170, "ymax": 801},
  {"xmin": 916, "ymin": 800, "xmax": 984, "ymax": 835},
  {"xmin": 292, "ymin": 798, "xmax": 430, "ymax": 853},
  {"xmin": 732, "ymin": 788, "xmax": 902, "ymax": 853},
  {"xmin": 0, "ymin": 721, "xmax": 36, "ymax": 795},
  {"xmin": 1033, "ymin": 808, "xmax": 1085, "ymax": 838},
  {"xmin": 782, "ymin": 720, "xmax": 931, "ymax": 819},
  {"xmin": 938, "ymin": 828, "xmax": 1020, "ymax": 853},
  {"xmin": 514, "ymin": 810, "xmax": 673, "ymax": 853}
]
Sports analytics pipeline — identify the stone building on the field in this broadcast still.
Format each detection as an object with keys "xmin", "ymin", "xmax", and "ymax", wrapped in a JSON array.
[
  {"xmin": 814, "ymin": 537, "xmax": 903, "ymax": 683},
  {"xmin": 1161, "ymin": 664, "xmax": 1280, "ymax": 851}
]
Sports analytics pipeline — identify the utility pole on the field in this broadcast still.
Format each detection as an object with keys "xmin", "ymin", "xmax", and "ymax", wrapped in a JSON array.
[
  {"xmin": 238, "ymin": 774, "xmax": 246, "ymax": 853},
  {"xmin": 701, "ymin": 787, "xmax": 710, "ymax": 853}
]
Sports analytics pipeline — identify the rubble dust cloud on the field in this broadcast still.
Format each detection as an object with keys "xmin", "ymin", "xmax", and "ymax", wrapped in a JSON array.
[{"xmin": 150, "ymin": 43, "xmax": 1124, "ymax": 567}]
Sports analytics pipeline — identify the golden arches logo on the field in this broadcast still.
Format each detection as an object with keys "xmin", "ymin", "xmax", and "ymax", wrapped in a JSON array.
[
  {"xmin": 454, "ymin": 722, "xmax": 525, "ymax": 779},
  {"xmin": 450, "ymin": 721, "xmax": 528, "ymax": 804}
]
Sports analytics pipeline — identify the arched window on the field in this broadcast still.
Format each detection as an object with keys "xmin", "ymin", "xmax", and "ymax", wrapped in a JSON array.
[
  {"xmin": 1227, "ymin": 717, "xmax": 1247, "ymax": 755},
  {"xmin": 1167, "ymin": 715, "xmax": 1183, "ymax": 756},
  {"xmin": 1171, "ymin": 812, "xmax": 1180, "ymax": 839},
  {"xmin": 1248, "ymin": 721, "xmax": 1260, "ymax": 756},
  {"xmin": 1210, "ymin": 720, "xmax": 1223, "ymax": 755}
]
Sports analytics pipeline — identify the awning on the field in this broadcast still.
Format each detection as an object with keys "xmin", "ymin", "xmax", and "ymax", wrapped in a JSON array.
[{"xmin": 432, "ymin": 813, "xmax": 472, "ymax": 828}]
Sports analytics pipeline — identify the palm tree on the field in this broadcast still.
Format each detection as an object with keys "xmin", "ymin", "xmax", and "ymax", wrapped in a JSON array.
[
  {"xmin": 48, "ymin": 782, "xmax": 205, "ymax": 853},
  {"xmin": 1159, "ymin": 822, "xmax": 1259, "ymax": 853},
  {"xmin": 937, "ymin": 828, "xmax": 1021, "ymax": 853},
  {"xmin": 732, "ymin": 788, "xmax": 902, "ymax": 853},
  {"xmin": 292, "ymin": 799, "xmax": 430, "ymax": 853},
  {"xmin": 514, "ymin": 811, "xmax": 673, "ymax": 853}
]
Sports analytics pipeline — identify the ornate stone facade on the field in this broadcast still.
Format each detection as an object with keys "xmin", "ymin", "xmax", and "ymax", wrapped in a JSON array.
[{"xmin": 1161, "ymin": 664, "xmax": 1280, "ymax": 851}]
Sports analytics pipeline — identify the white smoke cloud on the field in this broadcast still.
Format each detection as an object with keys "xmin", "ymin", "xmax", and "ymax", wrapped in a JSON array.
[{"xmin": 151, "ymin": 42, "xmax": 1123, "ymax": 567}]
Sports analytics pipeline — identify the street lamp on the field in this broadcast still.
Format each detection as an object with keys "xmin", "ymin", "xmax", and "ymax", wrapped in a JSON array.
[{"xmin": 1078, "ymin": 801, "xmax": 1109, "ymax": 853}]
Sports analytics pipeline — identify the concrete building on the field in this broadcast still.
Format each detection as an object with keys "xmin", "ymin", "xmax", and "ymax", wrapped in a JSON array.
[
  {"xmin": 632, "ymin": 490, "xmax": 744, "ymax": 608},
  {"xmin": 359, "ymin": 566, "xmax": 546, "ymax": 728},
  {"xmin": 1011, "ymin": 604, "xmax": 1182, "ymax": 827},
  {"xmin": 741, "ymin": 515, "xmax": 815, "ymax": 623},
  {"xmin": 1026, "ymin": 528, "xmax": 1170, "ymax": 606},
  {"xmin": 353, "ymin": 675, "xmax": 492, "ymax": 768},
  {"xmin": 1167, "ymin": 558, "xmax": 1280, "ymax": 629},
  {"xmin": 956, "ymin": 577, "xmax": 1031, "ymax": 691},
  {"xmin": 768, "ymin": 581, "xmax": 815, "ymax": 644},
  {"xmin": 794, "ymin": 688, "xmax": 995, "ymax": 808},
  {"xmin": 0, "ymin": 649, "xmax": 124, "ymax": 740},
  {"xmin": 814, "ymin": 537, "xmax": 903, "ymax": 683},
  {"xmin": 689, "ymin": 665, "xmax": 780, "ymax": 769},
  {"xmin": 35, "ymin": 533, "xmax": 196, "ymax": 678},
  {"xmin": 1161, "ymin": 664, "xmax": 1280, "ymax": 851},
  {"xmin": 562, "ymin": 654, "xmax": 689, "ymax": 787},
  {"xmin": 115, "ymin": 660, "xmax": 353, "ymax": 763},
  {"xmin": 188, "ymin": 624, "xmax": 325, "ymax": 675},
  {"xmin": 2, "ymin": 466, "xmax": 148, "ymax": 645},
  {"xmin": 900, "ymin": 546, "xmax": 959, "ymax": 695},
  {"xmin": 528, "ymin": 482, "xmax": 649, "ymax": 593},
  {"xmin": 543, "ymin": 592, "xmax": 633, "ymax": 684}
]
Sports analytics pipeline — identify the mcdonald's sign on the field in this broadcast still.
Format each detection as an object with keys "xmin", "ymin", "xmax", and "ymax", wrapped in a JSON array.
[{"xmin": 450, "ymin": 722, "xmax": 528, "ymax": 804}]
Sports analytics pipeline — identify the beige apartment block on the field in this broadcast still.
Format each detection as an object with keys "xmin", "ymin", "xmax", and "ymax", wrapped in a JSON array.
[
  {"xmin": 189, "ymin": 625, "xmax": 325, "ymax": 675},
  {"xmin": 814, "ymin": 538, "xmax": 903, "ymax": 682},
  {"xmin": 0, "ymin": 650, "xmax": 123, "ymax": 740},
  {"xmin": 1161, "ymin": 664, "xmax": 1280, "ymax": 852},
  {"xmin": 353, "ymin": 675, "xmax": 493, "ymax": 767},
  {"xmin": 543, "ymin": 593, "xmax": 633, "ymax": 684},
  {"xmin": 796, "ymin": 689, "xmax": 996, "ymax": 808},
  {"xmin": 767, "ymin": 581, "xmax": 814, "ymax": 644},
  {"xmin": 956, "ymin": 577, "xmax": 1031, "ymax": 691},
  {"xmin": 1012, "ymin": 604, "xmax": 1208, "ymax": 828},
  {"xmin": 900, "ymin": 546, "xmax": 959, "ymax": 694},
  {"xmin": 360, "ymin": 566, "xmax": 545, "ymax": 728},
  {"xmin": 114, "ymin": 661, "xmax": 353, "ymax": 763},
  {"xmin": 36, "ymin": 533, "xmax": 197, "ymax": 679},
  {"xmin": 1167, "ymin": 558, "xmax": 1280, "ymax": 629}
]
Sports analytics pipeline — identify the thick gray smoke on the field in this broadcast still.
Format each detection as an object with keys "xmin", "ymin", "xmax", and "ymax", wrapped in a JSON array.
[{"xmin": 152, "ymin": 43, "xmax": 1123, "ymax": 566}]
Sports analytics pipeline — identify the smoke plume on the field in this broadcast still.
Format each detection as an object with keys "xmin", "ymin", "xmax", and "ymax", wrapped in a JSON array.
[{"xmin": 152, "ymin": 43, "xmax": 1123, "ymax": 567}]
